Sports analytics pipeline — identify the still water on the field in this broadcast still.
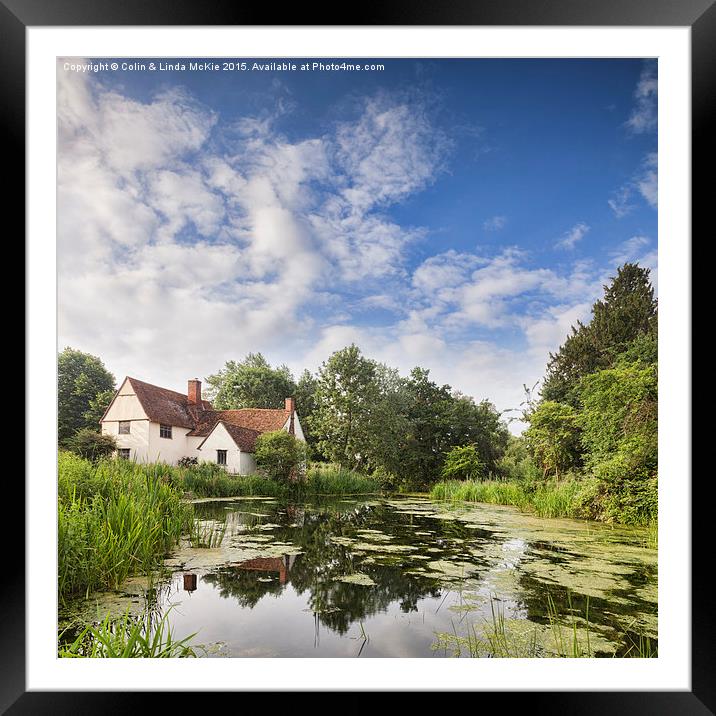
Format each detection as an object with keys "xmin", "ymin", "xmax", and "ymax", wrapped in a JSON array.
[{"xmin": 72, "ymin": 496, "xmax": 658, "ymax": 657}]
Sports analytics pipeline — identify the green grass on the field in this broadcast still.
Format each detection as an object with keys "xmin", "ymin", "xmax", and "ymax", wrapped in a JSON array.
[{"xmin": 58, "ymin": 607, "xmax": 198, "ymax": 658}]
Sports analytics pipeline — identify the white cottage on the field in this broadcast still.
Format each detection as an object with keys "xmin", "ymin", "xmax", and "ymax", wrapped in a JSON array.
[{"xmin": 100, "ymin": 377, "xmax": 304, "ymax": 474}]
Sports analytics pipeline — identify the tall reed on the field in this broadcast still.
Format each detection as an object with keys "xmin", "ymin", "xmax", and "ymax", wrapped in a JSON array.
[{"xmin": 58, "ymin": 453, "xmax": 191, "ymax": 601}]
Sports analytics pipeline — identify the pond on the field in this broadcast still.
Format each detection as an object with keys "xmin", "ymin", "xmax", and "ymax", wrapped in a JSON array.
[{"xmin": 63, "ymin": 496, "xmax": 658, "ymax": 657}]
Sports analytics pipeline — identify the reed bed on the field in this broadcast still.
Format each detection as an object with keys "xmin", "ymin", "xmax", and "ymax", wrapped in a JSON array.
[
  {"xmin": 304, "ymin": 463, "xmax": 382, "ymax": 495},
  {"xmin": 58, "ymin": 452, "xmax": 192, "ymax": 601},
  {"xmin": 431, "ymin": 478, "xmax": 614, "ymax": 521}
]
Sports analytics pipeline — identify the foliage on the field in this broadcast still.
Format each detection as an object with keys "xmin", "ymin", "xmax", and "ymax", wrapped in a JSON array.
[
  {"xmin": 441, "ymin": 445, "xmax": 486, "ymax": 481},
  {"xmin": 523, "ymin": 401, "xmax": 581, "ymax": 478},
  {"xmin": 577, "ymin": 362, "xmax": 658, "ymax": 525},
  {"xmin": 447, "ymin": 393, "xmax": 510, "ymax": 472},
  {"xmin": 310, "ymin": 344, "xmax": 381, "ymax": 469},
  {"xmin": 430, "ymin": 477, "xmax": 625, "ymax": 523},
  {"xmin": 58, "ymin": 347, "xmax": 116, "ymax": 445},
  {"xmin": 254, "ymin": 429, "xmax": 307, "ymax": 483},
  {"xmin": 205, "ymin": 352, "xmax": 296, "ymax": 409},
  {"xmin": 177, "ymin": 456, "xmax": 199, "ymax": 467},
  {"xmin": 294, "ymin": 369, "xmax": 320, "ymax": 456},
  {"xmin": 496, "ymin": 435, "xmax": 541, "ymax": 482},
  {"xmin": 578, "ymin": 362, "xmax": 657, "ymax": 464},
  {"xmin": 82, "ymin": 388, "xmax": 116, "ymax": 430},
  {"xmin": 541, "ymin": 264, "xmax": 657, "ymax": 405},
  {"xmin": 66, "ymin": 428, "xmax": 117, "ymax": 462}
]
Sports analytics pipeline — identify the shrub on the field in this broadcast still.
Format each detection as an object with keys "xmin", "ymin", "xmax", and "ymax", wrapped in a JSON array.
[
  {"xmin": 67, "ymin": 428, "xmax": 117, "ymax": 462},
  {"xmin": 177, "ymin": 456, "xmax": 198, "ymax": 467},
  {"xmin": 524, "ymin": 401, "xmax": 582, "ymax": 479},
  {"xmin": 441, "ymin": 445, "xmax": 485, "ymax": 481},
  {"xmin": 254, "ymin": 430, "xmax": 307, "ymax": 483}
]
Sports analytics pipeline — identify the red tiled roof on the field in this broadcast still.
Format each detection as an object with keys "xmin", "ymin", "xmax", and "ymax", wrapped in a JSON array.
[
  {"xmin": 127, "ymin": 377, "xmax": 213, "ymax": 429},
  {"xmin": 108, "ymin": 376, "xmax": 292, "ymax": 452},
  {"xmin": 189, "ymin": 409, "xmax": 290, "ymax": 452}
]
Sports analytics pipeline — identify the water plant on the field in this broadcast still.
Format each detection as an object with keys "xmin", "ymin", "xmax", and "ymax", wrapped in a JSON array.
[
  {"xmin": 188, "ymin": 518, "xmax": 227, "ymax": 548},
  {"xmin": 58, "ymin": 607, "xmax": 199, "ymax": 658}
]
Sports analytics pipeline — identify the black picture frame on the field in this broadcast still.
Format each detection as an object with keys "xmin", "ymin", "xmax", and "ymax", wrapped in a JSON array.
[{"xmin": 7, "ymin": 0, "xmax": 705, "ymax": 711}]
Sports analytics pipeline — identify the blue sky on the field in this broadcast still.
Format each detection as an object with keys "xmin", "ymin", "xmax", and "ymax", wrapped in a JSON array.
[{"xmin": 57, "ymin": 58, "xmax": 657, "ymax": 431}]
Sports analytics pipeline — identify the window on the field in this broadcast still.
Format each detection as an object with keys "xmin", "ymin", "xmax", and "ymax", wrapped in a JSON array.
[
  {"xmin": 118, "ymin": 448, "xmax": 130, "ymax": 460},
  {"xmin": 160, "ymin": 424, "xmax": 172, "ymax": 439},
  {"xmin": 217, "ymin": 450, "xmax": 227, "ymax": 466},
  {"xmin": 118, "ymin": 421, "xmax": 130, "ymax": 434}
]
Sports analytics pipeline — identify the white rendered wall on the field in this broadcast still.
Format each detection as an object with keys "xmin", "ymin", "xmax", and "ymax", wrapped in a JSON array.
[
  {"xmin": 197, "ymin": 423, "xmax": 243, "ymax": 474},
  {"xmin": 240, "ymin": 452, "xmax": 257, "ymax": 475},
  {"xmin": 101, "ymin": 378, "xmax": 151, "ymax": 461},
  {"xmin": 102, "ymin": 418, "xmax": 150, "ymax": 462},
  {"xmin": 282, "ymin": 413, "xmax": 306, "ymax": 442},
  {"xmin": 147, "ymin": 423, "xmax": 192, "ymax": 465},
  {"xmin": 102, "ymin": 378, "xmax": 147, "ymax": 421}
]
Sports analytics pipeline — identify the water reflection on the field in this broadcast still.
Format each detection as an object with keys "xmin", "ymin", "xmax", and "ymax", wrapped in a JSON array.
[{"xmin": 88, "ymin": 497, "xmax": 658, "ymax": 657}]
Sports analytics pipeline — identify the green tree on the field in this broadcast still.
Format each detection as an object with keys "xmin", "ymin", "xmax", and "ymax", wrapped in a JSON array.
[
  {"xmin": 360, "ymin": 363, "xmax": 411, "ymax": 476},
  {"xmin": 205, "ymin": 353, "xmax": 296, "ymax": 409},
  {"xmin": 58, "ymin": 347, "xmax": 116, "ymax": 446},
  {"xmin": 83, "ymin": 388, "xmax": 115, "ymax": 428},
  {"xmin": 524, "ymin": 401, "xmax": 581, "ymax": 479},
  {"xmin": 447, "ymin": 393, "xmax": 509, "ymax": 473},
  {"xmin": 67, "ymin": 428, "xmax": 117, "ymax": 462},
  {"xmin": 541, "ymin": 263, "xmax": 657, "ymax": 405},
  {"xmin": 496, "ymin": 435, "xmax": 541, "ymax": 482},
  {"xmin": 441, "ymin": 445, "xmax": 485, "ymax": 481},
  {"xmin": 294, "ymin": 369, "xmax": 319, "ymax": 456},
  {"xmin": 577, "ymin": 362, "xmax": 658, "ymax": 524},
  {"xmin": 254, "ymin": 430, "xmax": 307, "ymax": 483},
  {"xmin": 396, "ymin": 367, "xmax": 454, "ymax": 487},
  {"xmin": 310, "ymin": 345, "xmax": 380, "ymax": 468}
]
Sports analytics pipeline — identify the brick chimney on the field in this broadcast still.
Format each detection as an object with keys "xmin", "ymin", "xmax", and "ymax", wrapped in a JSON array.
[
  {"xmin": 285, "ymin": 397, "xmax": 295, "ymax": 435},
  {"xmin": 188, "ymin": 379, "xmax": 202, "ymax": 404}
]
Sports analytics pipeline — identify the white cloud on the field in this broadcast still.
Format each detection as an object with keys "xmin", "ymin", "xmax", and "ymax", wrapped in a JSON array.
[
  {"xmin": 608, "ymin": 184, "xmax": 634, "ymax": 218},
  {"xmin": 57, "ymin": 64, "xmax": 657, "ymax": 438},
  {"xmin": 555, "ymin": 222, "xmax": 590, "ymax": 250},
  {"xmin": 636, "ymin": 152, "xmax": 658, "ymax": 208},
  {"xmin": 57, "ymin": 66, "xmax": 448, "ymax": 394},
  {"xmin": 625, "ymin": 62, "xmax": 657, "ymax": 134},
  {"xmin": 483, "ymin": 215, "xmax": 507, "ymax": 231},
  {"xmin": 609, "ymin": 152, "xmax": 658, "ymax": 217}
]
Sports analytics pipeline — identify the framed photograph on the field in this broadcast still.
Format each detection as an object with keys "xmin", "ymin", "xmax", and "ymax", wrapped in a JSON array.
[{"xmin": 10, "ymin": 0, "xmax": 706, "ymax": 710}]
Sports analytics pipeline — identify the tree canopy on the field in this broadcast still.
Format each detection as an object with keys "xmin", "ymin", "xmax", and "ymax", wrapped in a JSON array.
[
  {"xmin": 58, "ymin": 347, "xmax": 116, "ymax": 445},
  {"xmin": 205, "ymin": 353, "xmax": 296, "ymax": 409},
  {"xmin": 541, "ymin": 263, "xmax": 657, "ymax": 405}
]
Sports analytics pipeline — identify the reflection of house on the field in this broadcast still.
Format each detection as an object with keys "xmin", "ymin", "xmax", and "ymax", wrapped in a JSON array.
[
  {"xmin": 100, "ymin": 377, "xmax": 304, "ymax": 474},
  {"xmin": 235, "ymin": 555, "xmax": 297, "ymax": 584}
]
